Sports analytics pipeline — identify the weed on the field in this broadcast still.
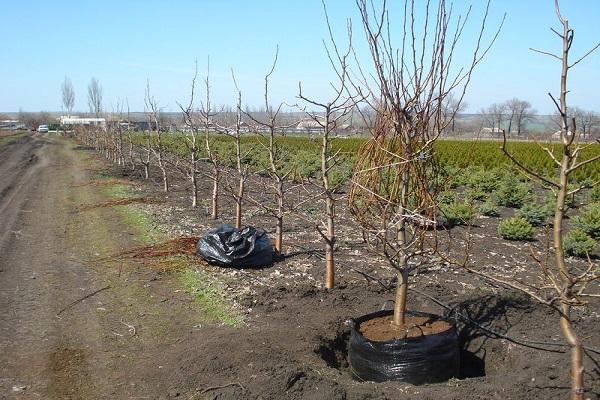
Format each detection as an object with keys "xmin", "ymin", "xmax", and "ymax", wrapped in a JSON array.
[{"xmin": 179, "ymin": 268, "xmax": 242, "ymax": 327}]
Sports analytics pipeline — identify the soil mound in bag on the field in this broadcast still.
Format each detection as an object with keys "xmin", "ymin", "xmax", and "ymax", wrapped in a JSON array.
[
  {"xmin": 196, "ymin": 224, "xmax": 273, "ymax": 268},
  {"xmin": 348, "ymin": 309, "xmax": 459, "ymax": 384}
]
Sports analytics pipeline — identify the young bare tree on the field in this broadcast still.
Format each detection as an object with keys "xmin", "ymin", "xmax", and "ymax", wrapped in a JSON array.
[
  {"xmin": 61, "ymin": 76, "xmax": 75, "ymax": 117},
  {"xmin": 458, "ymin": 2, "xmax": 600, "ymax": 398},
  {"xmin": 108, "ymin": 101, "xmax": 126, "ymax": 166},
  {"xmin": 244, "ymin": 48, "xmax": 292, "ymax": 254},
  {"xmin": 297, "ymin": 4, "xmax": 357, "ymax": 289},
  {"xmin": 200, "ymin": 60, "xmax": 221, "ymax": 220},
  {"xmin": 145, "ymin": 82, "xmax": 169, "ymax": 192},
  {"xmin": 217, "ymin": 71, "xmax": 250, "ymax": 228},
  {"xmin": 347, "ymin": 0, "xmax": 503, "ymax": 326},
  {"xmin": 139, "ymin": 120, "xmax": 152, "ymax": 180},
  {"xmin": 179, "ymin": 63, "xmax": 203, "ymax": 208},
  {"xmin": 124, "ymin": 100, "xmax": 137, "ymax": 170},
  {"xmin": 87, "ymin": 77, "xmax": 103, "ymax": 117}
]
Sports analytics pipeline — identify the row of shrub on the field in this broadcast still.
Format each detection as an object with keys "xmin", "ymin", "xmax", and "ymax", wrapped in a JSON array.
[
  {"xmin": 496, "ymin": 202, "xmax": 600, "ymax": 257},
  {"xmin": 137, "ymin": 133, "xmax": 600, "ymax": 184}
]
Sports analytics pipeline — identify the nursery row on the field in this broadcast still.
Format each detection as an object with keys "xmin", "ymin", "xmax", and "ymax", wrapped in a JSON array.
[{"xmin": 136, "ymin": 133, "xmax": 600, "ymax": 184}]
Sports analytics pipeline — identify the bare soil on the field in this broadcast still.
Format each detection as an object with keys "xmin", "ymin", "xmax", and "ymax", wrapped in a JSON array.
[
  {"xmin": 1, "ymin": 132, "xmax": 599, "ymax": 400},
  {"xmin": 359, "ymin": 315, "xmax": 453, "ymax": 341}
]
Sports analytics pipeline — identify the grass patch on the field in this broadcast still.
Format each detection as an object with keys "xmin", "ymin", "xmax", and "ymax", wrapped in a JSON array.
[
  {"xmin": 116, "ymin": 205, "xmax": 162, "ymax": 244},
  {"xmin": 104, "ymin": 183, "xmax": 133, "ymax": 198},
  {"xmin": 100, "ymin": 183, "xmax": 164, "ymax": 244},
  {"xmin": 179, "ymin": 267, "xmax": 242, "ymax": 327},
  {"xmin": 0, "ymin": 131, "xmax": 24, "ymax": 146}
]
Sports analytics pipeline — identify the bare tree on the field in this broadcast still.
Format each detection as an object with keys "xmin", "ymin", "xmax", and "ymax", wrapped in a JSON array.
[
  {"xmin": 458, "ymin": 2, "xmax": 600, "ymax": 398},
  {"xmin": 145, "ymin": 81, "xmax": 169, "ymax": 192},
  {"xmin": 297, "ymin": 2, "xmax": 358, "ymax": 289},
  {"xmin": 179, "ymin": 63, "xmax": 203, "ymax": 208},
  {"xmin": 139, "ymin": 118, "xmax": 152, "ymax": 181},
  {"xmin": 505, "ymin": 97, "xmax": 536, "ymax": 135},
  {"xmin": 200, "ymin": 60, "xmax": 221, "ymax": 220},
  {"xmin": 124, "ymin": 100, "xmax": 137, "ymax": 170},
  {"xmin": 244, "ymin": 48, "xmax": 290, "ymax": 254},
  {"xmin": 347, "ymin": 0, "xmax": 503, "ymax": 327},
  {"xmin": 572, "ymin": 107, "xmax": 599, "ymax": 139},
  {"xmin": 485, "ymin": 102, "xmax": 507, "ymax": 132},
  {"xmin": 443, "ymin": 94, "xmax": 468, "ymax": 134},
  {"xmin": 61, "ymin": 77, "xmax": 75, "ymax": 117},
  {"xmin": 218, "ymin": 71, "xmax": 250, "ymax": 228},
  {"xmin": 87, "ymin": 77, "xmax": 103, "ymax": 117},
  {"xmin": 109, "ymin": 104, "xmax": 123, "ymax": 165}
]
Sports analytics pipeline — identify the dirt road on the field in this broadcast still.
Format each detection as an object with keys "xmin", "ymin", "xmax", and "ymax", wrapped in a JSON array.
[{"xmin": 0, "ymin": 133, "xmax": 187, "ymax": 399}]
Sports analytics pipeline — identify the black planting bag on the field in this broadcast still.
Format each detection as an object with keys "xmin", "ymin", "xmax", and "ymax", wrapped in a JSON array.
[
  {"xmin": 196, "ymin": 224, "xmax": 273, "ymax": 268},
  {"xmin": 348, "ymin": 309, "xmax": 460, "ymax": 384}
]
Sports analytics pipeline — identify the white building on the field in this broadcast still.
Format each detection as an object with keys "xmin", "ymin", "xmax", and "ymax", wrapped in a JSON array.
[{"xmin": 59, "ymin": 116, "xmax": 106, "ymax": 129}]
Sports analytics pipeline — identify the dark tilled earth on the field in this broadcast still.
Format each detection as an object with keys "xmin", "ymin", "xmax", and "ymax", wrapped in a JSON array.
[{"xmin": 1, "ymin": 132, "xmax": 599, "ymax": 399}]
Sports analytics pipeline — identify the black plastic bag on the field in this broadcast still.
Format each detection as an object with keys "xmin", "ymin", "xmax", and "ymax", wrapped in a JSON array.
[
  {"xmin": 196, "ymin": 224, "xmax": 273, "ymax": 268},
  {"xmin": 348, "ymin": 310, "xmax": 459, "ymax": 384}
]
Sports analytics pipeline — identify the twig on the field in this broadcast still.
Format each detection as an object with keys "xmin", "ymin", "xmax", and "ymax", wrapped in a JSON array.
[
  {"xmin": 120, "ymin": 319, "xmax": 137, "ymax": 336},
  {"xmin": 56, "ymin": 285, "xmax": 111, "ymax": 316},
  {"xmin": 348, "ymin": 266, "xmax": 393, "ymax": 290},
  {"xmin": 198, "ymin": 382, "xmax": 245, "ymax": 394},
  {"xmin": 408, "ymin": 287, "xmax": 600, "ymax": 355}
]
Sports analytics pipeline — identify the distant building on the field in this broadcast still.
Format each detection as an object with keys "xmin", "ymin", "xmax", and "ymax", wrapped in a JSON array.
[
  {"xmin": 59, "ymin": 116, "xmax": 106, "ymax": 129},
  {"xmin": 480, "ymin": 127, "xmax": 503, "ymax": 134},
  {"xmin": 296, "ymin": 117, "xmax": 350, "ymax": 133},
  {"xmin": 0, "ymin": 120, "xmax": 25, "ymax": 130},
  {"xmin": 552, "ymin": 130, "xmax": 573, "ymax": 140}
]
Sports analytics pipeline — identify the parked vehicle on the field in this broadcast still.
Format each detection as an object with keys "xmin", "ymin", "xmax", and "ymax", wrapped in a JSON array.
[{"xmin": 37, "ymin": 124, "xmax": 49, "ymax": 132}]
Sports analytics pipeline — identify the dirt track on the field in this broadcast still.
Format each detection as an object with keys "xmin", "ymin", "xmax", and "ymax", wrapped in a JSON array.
[{"xmin": 0, "ymin": 134, "xmax": 193, "ymax": 399}]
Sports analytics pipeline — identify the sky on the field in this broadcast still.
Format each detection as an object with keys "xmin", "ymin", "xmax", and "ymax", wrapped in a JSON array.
[{"xmin": 1, "ymin": 0, "xmax": 599, "ymax": 114}]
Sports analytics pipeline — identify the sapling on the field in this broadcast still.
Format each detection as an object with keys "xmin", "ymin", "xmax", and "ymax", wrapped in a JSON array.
[
  {"xmin": 458, "ymin": 2, "xmax": 600, "ymax": 397},
  {"xmin": 145, "ymin": 81, "xmax": 169, "ymax": 192},
  {"xmin": 244, "ymin": 48, "xmax": 300, "ymax": 254},
  {"xmin": 346, "ymin": 0, "xmax": 503, "ymax": 326},
  {"xmin": 216, "ymin": 71, "xmax": 250, "ymax": 229},
  {"xmin": 297, "ymin": 2, "xmax": 359, "ymax": 289}
]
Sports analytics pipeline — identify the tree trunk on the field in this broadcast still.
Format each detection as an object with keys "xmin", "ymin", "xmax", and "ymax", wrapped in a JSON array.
[
  {"xmin": 274, "ymin": 179, "xmax": 284, "ymax": 254},
  {"xmin": 393, "ymin": 269, "xmax": 409, "ymax": 326},
  {"xmin": 393, "ymin": 170, "xmax": 410, "ymax": 326},
  {"xmin": 191, "ymin": 176, "xmax": 198, "ymax": 208},
  {"xmin": 321, "ymin": 119, "xmax": 336, "ymax": 289},
  {"xmin": 128, "ymin": 141, "xmax": 136, "ymax": 170},
  {"xmin": 324, "ymin": 238, "xmax": 335, "ymax": 288},
  {"xmin": 275, "ymin": 216, "xmax": 283, "ymax": 254},
  {"xmin": 560, "ymin": 303, "xmax": 584, "ymax": 400},
  {"xmin": 235, "ymin": 177, "xmax": 244, "ymax": 229},
  {"xmin": 324, "ymin": 195, "xmax": 335, "ymax": 289},
  {"xmin": 161, "ymin": 166, "xmax": 168, "ymax": 192},
  {"xmin": 211, "ymin": 166, "xmax": 219, "ymax": 220}
]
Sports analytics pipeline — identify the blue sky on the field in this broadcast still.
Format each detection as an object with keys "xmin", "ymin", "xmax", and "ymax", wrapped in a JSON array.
[{"xmin": 1, "ymin": 0, "xmax": 599, "ymax": 114}]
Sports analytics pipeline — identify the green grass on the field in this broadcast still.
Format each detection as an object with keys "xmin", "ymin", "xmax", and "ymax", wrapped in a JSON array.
[
  {"xmin": 179, "ymin": 267, "xmax": 242, "ymax": 327},
  {"xmin": 99, "ymin": 177, "xmax": 240, "ymax": 326},
  {"xmin": 0, "ymin": 131, "xmax": 25, "ymax": 146},
  {"xmin": 102, "ymin": 183, "xmax": 164, "ymax": 244},
  {"xmin": 103, "ymin": 182, "xmax": 240, "ymax": 327}
]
